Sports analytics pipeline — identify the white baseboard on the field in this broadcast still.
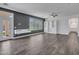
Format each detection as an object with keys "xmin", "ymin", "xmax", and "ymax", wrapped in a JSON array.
[
  {"xmin": 0, "ymin": 32, "xmax": 43, "ymax": 41},
  {"xmin": 12, "ymin": 32, "xmax": 43, "ymax": 39}
]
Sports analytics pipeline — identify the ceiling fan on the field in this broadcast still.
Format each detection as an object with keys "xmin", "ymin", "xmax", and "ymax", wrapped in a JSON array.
[
  {"xmin": 51, "ymin": 12, "xmax": 58, "ymax": 17},
  {"xmin": 46, "ymin": 12, "xmax": 58, "ymax": 19}
]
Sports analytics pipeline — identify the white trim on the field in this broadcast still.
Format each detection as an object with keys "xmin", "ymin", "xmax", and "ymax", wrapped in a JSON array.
[
  {"xmin": 12, "ymin": 32, "xmax": 43, "ymax": 39},
  {"xmin": 0, "ymin": 32, "xmax": 43, "ymax": 41}
]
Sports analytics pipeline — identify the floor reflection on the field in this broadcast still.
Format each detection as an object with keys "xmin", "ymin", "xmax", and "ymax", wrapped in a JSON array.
[
  {"xmin": 0, "ymin": 41, "xmax": 11, "ymax": 55},
  {"xmin": 26, "ymin": 34, "xmax": 44, "ymax": 54},
  {"xmin": 0, "ymin": 33, "xmax": 79, "ymax": 55}
]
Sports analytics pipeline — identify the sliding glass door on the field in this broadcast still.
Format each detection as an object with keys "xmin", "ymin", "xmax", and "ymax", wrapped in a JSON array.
[
  {"xmin": 0, "ymin": 11, "xmax": 14, "ymax": 41},
  {"xmin": 0, "ymin": 8, "xmax": 44, "ymax": 37},
  {"xmin": 29, "ymin": 17, "xmax": 43, "ymax": 32},
  {"xmin": 14, "ymin": 12, "xmax": 44, "ymax": 36}
]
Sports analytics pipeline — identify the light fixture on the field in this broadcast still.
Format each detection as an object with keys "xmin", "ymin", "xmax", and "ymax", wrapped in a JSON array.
[
  {"xmin": 51, "ymin": 12, "xmax": 58, "ymax": 17},
  {"xmin": 46, "ymin": 12, "xmax": 58, "ymax": 20}
]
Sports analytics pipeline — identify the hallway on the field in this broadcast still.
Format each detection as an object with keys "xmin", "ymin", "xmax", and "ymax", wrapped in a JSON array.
[{"xmin": 0, "ymin": 33, "xmax": 79, "ymax": 55}]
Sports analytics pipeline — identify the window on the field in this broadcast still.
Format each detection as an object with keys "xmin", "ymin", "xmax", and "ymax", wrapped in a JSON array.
[{"xmin": 29, "ymin": 17, "xmax": 43, "ymax": 32}]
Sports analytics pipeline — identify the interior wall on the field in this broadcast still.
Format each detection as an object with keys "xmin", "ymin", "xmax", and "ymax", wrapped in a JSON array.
[
  {"xmin": 57, "ymin": 16, "xmax": 79, "ymax": 35},
  {"xmin": 44, "ymin": 17, "xmax": 75, "ymax": 35},
  {"xmin": 44, "ymin": 16, "xmax": 79, "ymax": 35},
  {"xmin": 44, "ymin": 17, "xmax": 57, "ymax": 34},
  {"xmin": 57, "ymin": 16, "xmax": 70, "ymax": 35}
]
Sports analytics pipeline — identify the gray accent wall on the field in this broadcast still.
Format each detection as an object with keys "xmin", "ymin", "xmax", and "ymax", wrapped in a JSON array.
[{"xmin": 14, "ymin": 13, "xmax": 29, "ymax": 29}]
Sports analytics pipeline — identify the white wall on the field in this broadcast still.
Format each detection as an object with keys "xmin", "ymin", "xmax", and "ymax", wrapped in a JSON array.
[
  {"xmin": 44, "ymin": 16, "xmax": 79, "ymax": 35},
  {"xmin": 57, "ymin": 16, "xmax": 70, "ymax": 35},
  {"xmin": 44, "ymin": 17, "xmax": 57, "ymax": 34}
]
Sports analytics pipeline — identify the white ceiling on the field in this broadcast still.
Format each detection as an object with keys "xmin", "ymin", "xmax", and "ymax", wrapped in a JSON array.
[{"xmin": 1, "ymin": 3, "xmax": 79, "ymax": 18}]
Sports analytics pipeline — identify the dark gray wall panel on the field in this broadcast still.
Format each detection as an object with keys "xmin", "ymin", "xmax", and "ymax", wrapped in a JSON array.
[{"xmin": 14, "ymin": 12, "xmax": 29, "ymax": 29}]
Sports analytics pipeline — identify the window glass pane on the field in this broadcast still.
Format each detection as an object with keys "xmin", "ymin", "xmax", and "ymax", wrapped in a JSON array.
[{"xmin": 29, "ymin": 17, "xmax": 43, "ymax": 32}]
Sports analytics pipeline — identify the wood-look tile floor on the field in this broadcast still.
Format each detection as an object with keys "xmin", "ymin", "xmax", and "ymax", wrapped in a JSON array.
[{"xmin": 0, "ymin": 33, "xmax": 79, "ymax": 55}]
